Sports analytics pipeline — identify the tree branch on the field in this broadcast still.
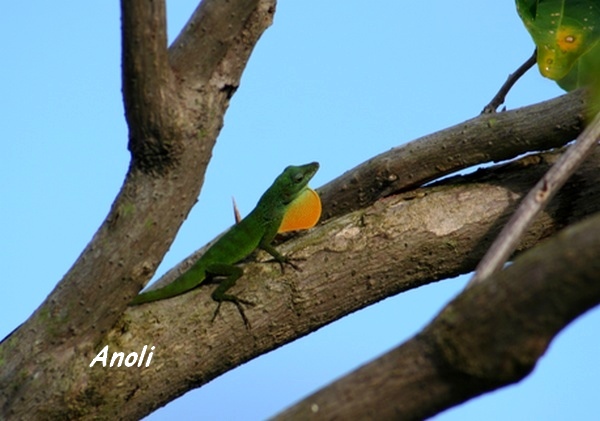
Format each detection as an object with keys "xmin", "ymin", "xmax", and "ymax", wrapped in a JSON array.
[
  {"xmin": 169, "ymin": 0, "xmax": 275, "ymax": 90},
  {"xmin": 0, "ymin": 0, "xmax": 277, "ymax": 417},
  {"xmin": 471, "ymin": 109, "xmax": 600, "ymax": 284},
  {"xmin": 318, "ymin": 89, "xmax": 592, "ymax": 220},
  {"xmin": 4, "ymin": 145, "xmax": 599, "ymax": 419},
  {"xmin": 148, "ymin": 90, "xmax": 594, "ymax": 294},
  {"xmin": 121, "ymin": 0, "xmax": 176, "ymax": 171},
  {"xmin": 275, "ymin": 210, "xmax": 600, "ymax": 420},
  {"xmin": 481, "ymin": 49, "xmax": 537, "ymax": 114}
]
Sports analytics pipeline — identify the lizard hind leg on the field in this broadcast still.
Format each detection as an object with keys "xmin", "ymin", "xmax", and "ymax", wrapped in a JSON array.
[{"xmin": 208, "ymin": 263, "xmax": 255, "ymax": 328}]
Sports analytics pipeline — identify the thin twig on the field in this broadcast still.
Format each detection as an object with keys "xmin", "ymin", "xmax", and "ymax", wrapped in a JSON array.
[
  {"xmin": 469, "ymin": 109, "xmax": 600, "ymax": 286},
  {"xmin": 482, "ymin": 49, "xmax": 537, "ymax": 114}
]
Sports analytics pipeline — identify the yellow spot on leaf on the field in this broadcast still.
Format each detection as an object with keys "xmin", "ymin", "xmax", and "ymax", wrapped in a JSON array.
[{"xmin": 557, "ymin": 27, "xmax": 583, "ymax": 52}]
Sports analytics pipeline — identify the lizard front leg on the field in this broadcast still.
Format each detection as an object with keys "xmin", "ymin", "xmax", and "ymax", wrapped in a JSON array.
[{"xmin": 260, "ymin": 243, "xmax": 303, "ymax": 272}]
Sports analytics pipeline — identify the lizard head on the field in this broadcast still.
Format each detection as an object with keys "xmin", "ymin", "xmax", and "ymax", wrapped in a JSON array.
[
  {"xmin": 274, "ymin": 162, "xmax": 320, "ymax": 205},
  {"xmin": 255, "ymin": 162, "xmax": 319, "ymax": 210},
  {"xmin": 252, "ymin": 162, "xmax": 321, "ymax": 234}
]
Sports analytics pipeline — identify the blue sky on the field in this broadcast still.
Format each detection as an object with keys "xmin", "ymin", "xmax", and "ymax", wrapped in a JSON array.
[{"xmin": 2, "ymin": 2, "xmax": 599, "ymax": 420}]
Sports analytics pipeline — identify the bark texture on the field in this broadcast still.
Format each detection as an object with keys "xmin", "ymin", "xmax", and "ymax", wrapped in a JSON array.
[{"xmin": 275, "ymin": 210, "xmax": 600, "ymax": 420}]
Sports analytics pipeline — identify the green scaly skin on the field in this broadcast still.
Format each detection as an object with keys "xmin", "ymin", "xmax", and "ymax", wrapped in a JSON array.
[{"xmin": 130, "ymin": 162, "xmax": 320, "ymax": 327}]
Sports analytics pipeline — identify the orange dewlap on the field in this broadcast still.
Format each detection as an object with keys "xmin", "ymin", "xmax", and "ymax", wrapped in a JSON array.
[{"xmin": 278, "ymin": 188, "xmax": 322, "ymax": 233}]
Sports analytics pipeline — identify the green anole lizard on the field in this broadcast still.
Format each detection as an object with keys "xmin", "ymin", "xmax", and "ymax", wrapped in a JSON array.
[{"xmin": 130, "ymin": 162, "xmax": 321, "ymax": 327}]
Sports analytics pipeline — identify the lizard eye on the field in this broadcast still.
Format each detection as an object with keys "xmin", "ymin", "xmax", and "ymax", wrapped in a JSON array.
[{"xmin": 292, "ymin": 172, "xmax": 304, "ymax": 184}]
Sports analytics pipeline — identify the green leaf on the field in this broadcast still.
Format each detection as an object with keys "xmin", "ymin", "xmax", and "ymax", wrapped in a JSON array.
[
  {"xmin": 516, "ymin": 0, "xmax": 600, "ymax": 90},
  {"xmin": 556, "ymin": 40, "xmax": 600, "ymax": 90}
]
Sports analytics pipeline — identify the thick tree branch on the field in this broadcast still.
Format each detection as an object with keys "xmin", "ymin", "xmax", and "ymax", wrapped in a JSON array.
[
  {"xmin": 121, "ymin": 0, "xmax": 176, "ymax": 171},
  {"xmin": 150, "ymin": 91, "xmax": 594, "ymax": 292},
  {"xmin": 4, "ymin": 146, "xmax": 598, "ymax": 419},
  {"xmin": 169, "ymin": 0, "xmax": 273, "ymax": 89},
  {"xmin": 319, "ymin": 89, "xmax": 592, "ymax": 220},
  {"xmin": 0, "ymin": 0, "xmax": 276, "ymax": 417},
  {"xmin": 471, "ymin": 109, "xmax": 600, "ymax": 284},
  {"xmin": 275, "ymin": 211, "xmax": 600, "ymax": 420}
]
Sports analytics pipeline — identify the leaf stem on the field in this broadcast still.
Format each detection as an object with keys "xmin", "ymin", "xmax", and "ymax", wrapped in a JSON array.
[{"xmin": 482, "ymin": 49, "xmax": 537, "ymax": 114}]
